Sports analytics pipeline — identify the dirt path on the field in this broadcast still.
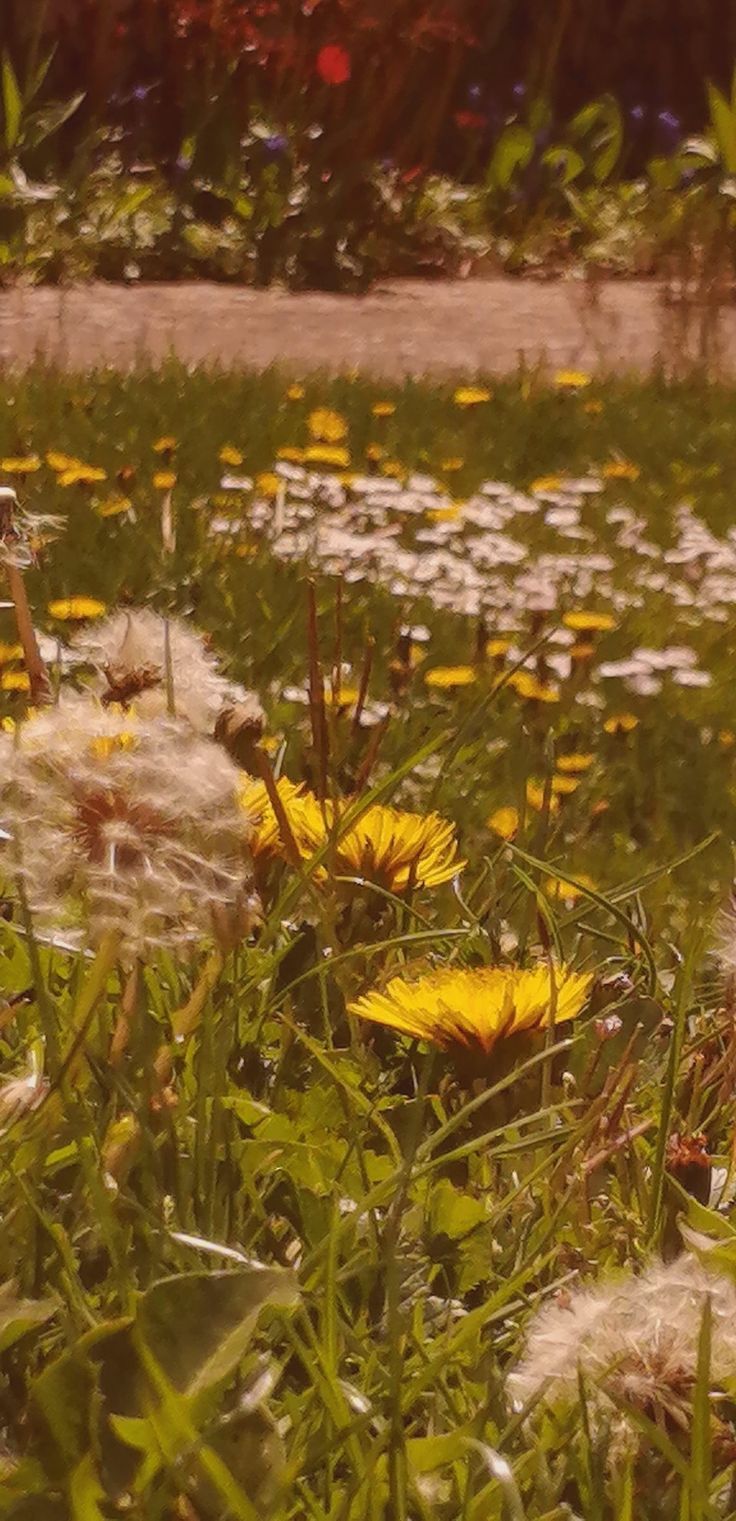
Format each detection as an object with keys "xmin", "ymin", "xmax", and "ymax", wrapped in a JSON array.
[{"xmin": 0, "ymin": 277, "xmax": 732, "ymax": 375}]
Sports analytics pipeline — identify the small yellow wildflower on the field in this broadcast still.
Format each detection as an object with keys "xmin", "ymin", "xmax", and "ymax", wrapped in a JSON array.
[
  {"xmin": 152, "ymin": 471, "xmax": 177, "ymax": 491},
  {"xmin": 0, "ymin": 670, "xmax": 30, "ymax": 693},
  {"xmin": 380, "ymin": 460, "xmax": 405, "ymax": 479},
  {"xmin": 556, "ymin": 753, "xmax": 594, "ymax": 774},
  {"xmin": 427, "ymin": 504, "xmax": 462, "ymax": 524},
  {"xmin": 0, "ymin": 456, "xmax": 41, "ymax": 475},
  {"xmin": 366, "ymin": 443, "xmax": 385, "ymax": 462},
  {"xmin": 453, "ymin": 386, "xmax": 491, "ymax": 407},
  {"xmin": 96, "ymin": 495, "xmax": 132, "ymax": 518},
  {"xmin": 554, "ymin": 370, "xmax": 592, "ymax": 389},
  {"xmin": 303, "ymin": 445, "xmax": 350, "ymax": 469},
  {"xmin": 277, "ymin": 446, "xmax": 305, "ymax": 463},
  {"xmin": 718, "ymin": 730, "xmax": 735, "ymax": 748},
  {"xmin": 509, "ymin": 670, "xmax": 560, "ymax": 703},
  {"xmin": 551, "ymin": 774, "xmax": 581, "ymax": 796},
  {"xmin": 424, "ymin": 665, "xmax": 477, "ymax": 690},
  {"xmin": 58, "ymin": 464, "xmax": 107, "ymax": 488},
  {"xmin": 530, "ymin": 475, "xmax": 564, "ymax": 494},
  {"xmin": 153, "ymin": 436, "xmax": 177, "ymax": 454},
  {"xmin": 286, "ymin": 383, "xmax": 305, "ymax": 401},
  {"xmin": 323, "ymin": 684, "xmax": 361, "ymax": 711},
  {"xmin": 0, "ymin": 642, "xmax": 23, "ymax": 664},
  {"xmin": 526, "ymin": 780, "xmax": 561, "ymax": 816},
  {"xmin": 563, "ymin": 610, "xmax": 616, "ymax": 634},
  {"xmin": 486, "ymin": 637, "xmax": 513, "ymax": 659},
  {"xmin": 602, "ymin": 459, "xmax": 640, "ymax": 482},
  {"xmin": 441, "ymin": 457, "xmax": 464, "ymax": 472},
  {"xmin": 350, "ymin": 964, "xmax": 591, "ymax": 1051},
  {"xmin": 371, "ymin": 401, "xmax": 396, "ymax": 417},
  {"xmin": 308, "ymin": 408, "xmax": 347, "ymax": 444},
  {"xmin": 47, "ymin": 597, "xmax": 107, "ymax": 621},
  {"xmin": 219, "ymin": 445, "xmax": 244, "ymax": 468},
  {"xmin": 603, "ymin": 713, "xmax": 639, "ymax": 735},
  {"xmin": 46, "ymin": 451, "xmax": 79, "ymax": 473},
  {"xmin": 544, "ymin": 873, "xmax": 597, "ymax": 906},
  {"xmin": 488, "ymin": 805, "xmax": 519, "ymax": 840},
  {"xmin": 256, "ymin": 472, "xmax": 281, "ymax": 496}
]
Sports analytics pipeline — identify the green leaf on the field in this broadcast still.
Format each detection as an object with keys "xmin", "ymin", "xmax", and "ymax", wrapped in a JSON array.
[
  {"xmin": 428, "ymin": 1178, "xmax": 487, "ymax": 1239},
  {"xmin": 136, "ymin": 1267, "xmax": 297, "ymax": 1401},
  {"xmin": 0, "ymin": 1280, "xmax": 56, "ymax": 1353},
  {"xmin": 69, "ymin": 1453, "xmax": 107, "ymax": 1521},
  {"xmin": 23, "ymin": 93, "xmax": 84, "ymax": 152},
  {"xmin": 2, "ymin": 57, "xmax": 22, "ymax": 152},
  {"xmin": 707, "ymin": 82, "xmax": 736, "ymax": 173},
  {"xmin": 487, "ymin": 125, "xmax": 534, "ymax": 191},
  {"xmin": 541, "ymin": 145, "xmax": 585, "ymax": 185}
]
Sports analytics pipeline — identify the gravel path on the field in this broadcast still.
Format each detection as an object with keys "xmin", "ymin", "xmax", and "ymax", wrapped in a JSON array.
[{"xmin": 0, "ymin": 277, "xmax": 732, "ymax": 376}]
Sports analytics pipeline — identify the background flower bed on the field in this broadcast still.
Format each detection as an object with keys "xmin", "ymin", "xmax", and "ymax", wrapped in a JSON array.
[{"xmin": 0, "ymin": 2, "xmax": 735, "ymax": 286}]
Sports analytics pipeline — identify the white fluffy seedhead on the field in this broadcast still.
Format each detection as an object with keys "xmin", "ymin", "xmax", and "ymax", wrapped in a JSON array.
[
  {"xmin": 509, "ymin": 1254, "xmax": 736, "ymax": 1435},
  {"xmin": 0, "ymin": 698, "xmax": 259, "ymax": 956},
  {"xmin": 72, "ymin": 608, "xmax": 264, "ymax": 736}
]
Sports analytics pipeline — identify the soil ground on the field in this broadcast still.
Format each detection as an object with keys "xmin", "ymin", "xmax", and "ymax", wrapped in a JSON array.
[{"xmin": 0, "ymin": 276, "xmax": 733, "ymax": 375}]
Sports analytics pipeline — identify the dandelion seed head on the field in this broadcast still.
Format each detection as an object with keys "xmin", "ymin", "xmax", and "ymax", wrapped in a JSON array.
[
  {"xmin": 72, "ymin": 608, "xmax": 263, "ymax": 737},
  {"xmin": 0, "ymin": 698, "xmax": 259, "ymax": 955}
]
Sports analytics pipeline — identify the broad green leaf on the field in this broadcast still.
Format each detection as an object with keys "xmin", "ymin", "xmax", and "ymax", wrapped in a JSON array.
[
  {"xmin": 2, "ymin": 57, "xmax": 22, "ymax": 152},
  {"xmin": 23, "ymin": 93, "xmax": 84, "ymax": 152},
  {"xmin": 136, "ymin": 1267, "xmax": 297, "ymax": 1401},
  {"xmin": 487, "ymin": 126, "xmax": 534, "ymax": 191},
  {"xmin": 69, "ymin": 1453, "xmax": 107, "ymax": 1521},
  {"xmin": 707, "ymin": 82, "xmax": 736, "ymax": 173},
  {"xmin": 0, "ymin": 1280, "xmax": 56, "ymax": 1353},
  {"xmin": 429, "ymin": 1178, "xmax": 488, "ymax": 1239}
]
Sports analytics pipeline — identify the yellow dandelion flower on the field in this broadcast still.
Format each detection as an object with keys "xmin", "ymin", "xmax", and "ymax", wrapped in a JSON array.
[
  {"xmin": 486, "ymin": 637, "xmax": 513, "ymax": 659},
  {"xmin": 603, "ymin": 713, "xmax": 639, "ymax": 735},
  {"xmin": 718, "ymin": 730, "xmax": 735, "ymax": 749},
  {"xmin": 350, "ymin": 963, "xmax": 592, "ymax": 1051},
  {"xmin": 1, "ymin": 456, "xmax": 41, "ymax": 475},
  {"xmin": 509, "ymin": 670, "xmax": 560, "ymax": 703},
  {"xmin": 488, "ymin": 806, "xmax": 519, "ymax": 840},
  {"xmin": 96, "ymin": 495, "xmax": 132, "ymax": 518},
  {"xmin": 0, "ymin": 670, "xmax": 30, "ymax": 692},
  {"xmin": 219, "ymin": 445, "xmax": 244, "ymax": 468},
  {"xmin": 554, "ymin": 370, "xmax": 592, "ymax": 389},
  {"xmin": 46, "ymin": 450, "xmax": 79, "ymax": 473},
  {"xmin": 530, "ymin": 475, "xmax": 564, "ymax": 494},
  {"xmin": 277, "ymin": 446, "xmax": 305, "ymax": 463},
  {"xmin": 152, "ymin": 471, "xmax": 177, "ymax": 491},
  {"xmin": 366, "ymin": 443, "xmax": 385, "ymax": 462},
  {"xmin": 544, "ymin": 873, "xmax": 597, "ymax": 906},
  {"xmin": 380, "ymin": 460, "xmax": 405, "ymax": 479},
  {"xmin": 58, "ymin": 464, "xmax": 107, "ymax": 488},
  {"xmin": 152, "ymin": 436, "xmax": 177, "ymax": 454},
  {"xmin": 556, "ymin": 752, "xmax": 594, "ymax": 774},
  {"xmin": 441, "ymin": 457, "xmax": 465, "ymax": 472},
  {"xmin": 239, "ymin": 775, "xmax": 310, "ymax": 859},
  {"xmin": 308, "ymin": 408, "xmax": 348, "ymax": 444},
  {"xmin": 371, "ymin": 401, "xmax": 396, "ymax": 417},
  {"xmin": 526, "ymin": 779, "xmax": 561, "ymax": 816},
  {"xmin": 424, "ymin": 665, "xmax": 478, "ymax": 690},
  {"xmin": 256, "ymin": 472, "xmax": 281, "ymax": 496},
  {"xmin": 297, "ymin": 797, "xmax": 464, "ymax": 892},
  {"xmin": 602, "ymin": 459, "xmax": 640, "ymax": 482},
  {"xmin": 427, "ymin": 504, "xmax": 462, "ymax": 524},
  {"xmin": 286, "ymin": 384, "xmax": 305, "ymax": 401},
  {"xmin": 47, "ymin": 597, "xmax": 107, "ymax": 621},
  {"xmin": 303, "ymin": 445, "xmax": 350, "ymax": 469},
  {"xmin": 323, "ymin": 684, "xmax": 361, "ymax": 711},
  {"xmin": 551, "ymin": 774, "xmax": 580, "ymax": 796},
  {"xmin": 0, "ymin": 642, "xmax": 23, "ymax": 665},
  {"xmin": 563, "ymin": 610, "xmax": 616, "ymax": 634},
  {"xmin": 453, "ymin": 386, "xmax": 491, "ymax": 407}
]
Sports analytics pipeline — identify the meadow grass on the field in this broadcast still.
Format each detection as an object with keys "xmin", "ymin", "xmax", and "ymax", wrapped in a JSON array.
[{"xmin": 1, "ymin": 365, "xmax": 736, "ymax": 1518}]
